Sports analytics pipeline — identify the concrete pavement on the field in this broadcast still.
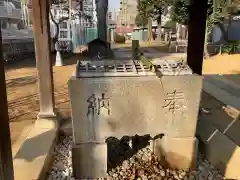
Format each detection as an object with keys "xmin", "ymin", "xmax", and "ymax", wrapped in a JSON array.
[{"xmin": 203, "ymin": 75, "xmax": 240, "ymax": 110}]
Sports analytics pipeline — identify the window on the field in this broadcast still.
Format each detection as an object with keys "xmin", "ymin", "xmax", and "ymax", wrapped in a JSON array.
[
  {"xmin": 1, "ymin": 20, "xmax": 7, "ymax": 29},
  {"xmin": 108, "ymin": 12, "xmax": 112, "ymax": 20},
  {"xmin": 60, "ymin": 31, "xmax": 68, "ymax": 38},
  {"xmin": 59, "ymin": 22, "xmax": 67, "ymax": 29}
]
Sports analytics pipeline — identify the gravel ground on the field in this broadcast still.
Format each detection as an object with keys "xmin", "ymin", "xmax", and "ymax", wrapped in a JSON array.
[{"xmin": 47, "ymin": 135, "xmax": 225, "ymax": 180}]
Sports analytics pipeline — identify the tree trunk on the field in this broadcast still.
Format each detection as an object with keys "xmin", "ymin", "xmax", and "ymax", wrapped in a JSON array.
[
  {"xmin": 49, "ymin": 10, "xmax": 59, "ymax": 45},
  {"xmin": 168, "ymin": 33, "xmax": 172, "ymax": 52},
  {"xmin": 204, "ymin": 20, "xmax": 209, "ymax": 58},
  {"xmin": 176, "ymin": 23, "xmax": 181, "ymax": 40},
  {"xmin": 184, "ymin": 25, "xmax": 188, "ymax": 39},
  {"xmin": 226, "ymin": 15, "xmax": 232, "ymax": 41},
  {"xmin": 204, "ymin": 34, "xmax": 209, "ymax": 58},
  {"xmin": 148, "ymin": 18, "xmax": 153, "ymax": 41},
  {"xmin": 185, "ymin": 28, "xmax": 188, "ymax": 39},
  {"xmin": 157, "ymin": 16, "xmax": 162, "ymax": 41}
]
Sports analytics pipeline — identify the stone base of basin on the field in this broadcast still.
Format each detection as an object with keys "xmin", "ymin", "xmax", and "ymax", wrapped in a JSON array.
[
  {"xmin": 72, "ymin": 137, "xmax": 198, "ymax": 179},
  {"xmin": 72, "ymin": 143, "xmax": 107, "ymax": 179},
  {"xmin": 154, "ymin": 137, "xmax": 198, "ymax": 170}
]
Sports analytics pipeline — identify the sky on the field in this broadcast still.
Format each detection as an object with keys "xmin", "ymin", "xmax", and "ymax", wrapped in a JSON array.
[{"xmin": 109, "ymin": 0, "xmax": 120, "ymax": 10}]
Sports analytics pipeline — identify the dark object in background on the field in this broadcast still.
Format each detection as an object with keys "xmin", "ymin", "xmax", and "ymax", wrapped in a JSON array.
[
  {"xmin": 132, "ymin": 40, "xmax": 140, "ymax": 60},
  {"xmin": 87, "ymin": 38, "xmax": 112, "ymax": 59},
  {"xmin": 114, "ymin": 33, "xmax": 126, "ymax": 44}
]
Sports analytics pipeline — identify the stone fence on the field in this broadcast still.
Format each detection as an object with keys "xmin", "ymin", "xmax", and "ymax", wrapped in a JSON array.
[{"xmin": 2, "ymin": 38, "xmax": 35, "ymax": 62}]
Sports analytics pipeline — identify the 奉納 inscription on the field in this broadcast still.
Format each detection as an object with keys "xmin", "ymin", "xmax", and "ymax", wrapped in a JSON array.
[
  {"xmin": 87, "ymin": 93, "xmax": 110, "ymax": 116},
  {"xmin": 87, "ymin": 94, "xmax": 97, "ymax": 116},
  {"xmin": 97, "ymin": 93, "xmax": 110, "ymax": 115},
  {"xmin": 162, "ymin": 90, "xmax": 186, "ymax": 114}
]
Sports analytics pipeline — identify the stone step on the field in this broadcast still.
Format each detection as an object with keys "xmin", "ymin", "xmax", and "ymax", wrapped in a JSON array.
[
  {"xmin": 13, "ymin": 119, "xmax": 58, "ymax": 180},
  {"xmin": 197, "ymin": 117, "xmax": 240, "ymax": 179},
  {"xmin": 202, "ymin": 78, "xmax": 240, "ymax": 147},
  {"xmin": 199, "ymin": 102, "xmax": 240, "ymax": 146},
  {"xmin": 199, "ymin": 77, "xmax": 240, "ymax": 179},
  {"xmin": 203, "ymin": 80, "xmax": 240, "ymax": 110},
  {"xmin": 204, "ymin": 76, "xmax": 240, "ymax": 99}
]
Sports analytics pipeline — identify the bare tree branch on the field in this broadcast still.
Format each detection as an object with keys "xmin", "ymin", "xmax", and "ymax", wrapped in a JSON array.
[
  {"xmin": 49, "ymin": 0, "xmax": 93, "ymax": 45},
  {"xmin": 49, "ymin": 10, "xmax": 59, "ymax": 43}
]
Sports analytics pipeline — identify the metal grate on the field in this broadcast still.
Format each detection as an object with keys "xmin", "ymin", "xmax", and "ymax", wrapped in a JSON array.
[
  {"xmin": 156, "ymin": 60, "xmax": 192, "ymax": 75},
  {"xmin": 74, "ymin": 60, "xmax": 192, "ymax": 77}
]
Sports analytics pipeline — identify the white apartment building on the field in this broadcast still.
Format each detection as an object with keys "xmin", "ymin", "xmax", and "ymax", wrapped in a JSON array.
[
  {"xmin": 83, "ymin": 0, "xmax": 94, "ymax": 17},
  {"xmin": 49, "ymin": 0, "xmax": 95, "ymax": 43},
  {"xmin": 82, "ymin": 0, "xmax": 94, "ymax": 28},
  {"xmin": 92, "ymin": 0, "xmax": 97, "ymax": 27},
  {"xmin": 71, "ymin": 0, "xmax": 94, "ymax": 28}
]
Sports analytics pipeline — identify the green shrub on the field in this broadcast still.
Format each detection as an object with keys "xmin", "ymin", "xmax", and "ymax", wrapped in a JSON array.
[
  {"xmin": 221, "ymin": 41, "xmax": 240, "ymax": 54},
  {"xmin": 114, "ymin": 33, "xmax": 126, "ymax": 44}
]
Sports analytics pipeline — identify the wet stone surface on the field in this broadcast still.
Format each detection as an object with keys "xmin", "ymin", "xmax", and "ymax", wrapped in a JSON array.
[{"xmin": 47, "ymin": 135, "xmax": 225, "ymax": 180}]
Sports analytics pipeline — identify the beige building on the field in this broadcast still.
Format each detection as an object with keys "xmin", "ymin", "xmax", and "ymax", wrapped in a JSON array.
[{"xmin": 119, "ymin": 0, "xmax": 137, "ymax": 27}]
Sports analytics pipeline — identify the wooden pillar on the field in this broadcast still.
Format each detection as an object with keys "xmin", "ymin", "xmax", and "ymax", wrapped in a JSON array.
[
  {"xmin": 32, "ymin": 0, "xmax": 56, "ymax": 118},
  {"xmin": 187, "ymin": 0, "xmax": 208, "ymax": 75},
  {"xmin": 0, "ymin": 29, "xmax": 14, "ymax": 180}
]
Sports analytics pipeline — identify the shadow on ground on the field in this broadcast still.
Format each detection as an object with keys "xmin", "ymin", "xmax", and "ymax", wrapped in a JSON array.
[
  {"xmin": 5, "ymin": 57, "xmax": 37, "ymax": 71},
  {"xmin": 106, "ymin": 133, "xmax": 168, "ymax": 171},
  {"xmin": 106, "ymin": 135, "xmax": 151, "ymax": 170},
  {"xmin": 6, "ymin": 75, "xmax": 37, "ymax": 88},
  {"xmin": 14, "ymin": 129, "xmax": 56, "ymax": 162}
]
